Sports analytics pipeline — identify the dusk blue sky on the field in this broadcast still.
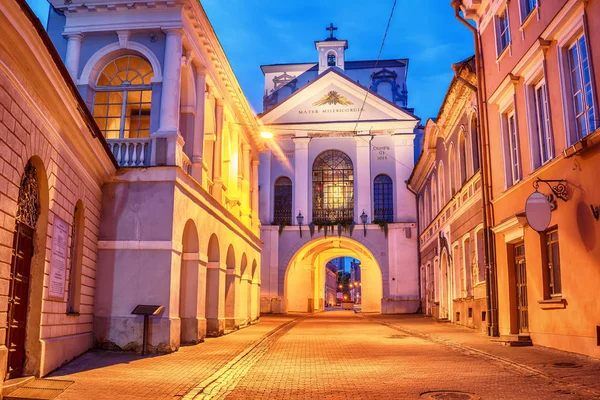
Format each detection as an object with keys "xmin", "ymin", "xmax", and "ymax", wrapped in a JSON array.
[{"xmin": 27, "ymin": 0, "xmax": 474, "ymax": 121}]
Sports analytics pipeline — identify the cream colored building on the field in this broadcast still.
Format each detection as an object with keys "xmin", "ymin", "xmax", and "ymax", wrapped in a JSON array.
[{"xmin": 0, "ymin": 0, "xmax": 264, "ymax": 386}]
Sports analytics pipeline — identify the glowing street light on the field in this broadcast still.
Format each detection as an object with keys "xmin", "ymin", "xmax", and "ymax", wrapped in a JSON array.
[{"xmin": 260, "ymin": 131, "xmax": 273, "ymax": 139}]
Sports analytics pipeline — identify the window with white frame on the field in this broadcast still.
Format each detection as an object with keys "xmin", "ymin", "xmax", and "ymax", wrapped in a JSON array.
[
  {"xmin": 495, "ymin": 6, "xmax": 511, "ymax": 55},
  {"xmin": 502, "ymin": 109, "xmax": 522, "ymax": 187},
  {"xmin": 567, "ymin": 34, "xmax": 597, "ymax": 140},
  {"xmin": 533, "ymin": 79, "xmax": 553, "ymax": 166},
  {"xmin": 520, "ymin": 0, "xmax": 537, "ymax": 22}
]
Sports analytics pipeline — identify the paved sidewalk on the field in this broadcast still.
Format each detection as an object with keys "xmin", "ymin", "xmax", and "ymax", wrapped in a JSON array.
[
  {"xmin": 368, "ymin": 314, "xmax": 600, "ymax": 398},
  {"xmin": 51, "ymin": 315, "xmax": 297, "ymax": 400}
]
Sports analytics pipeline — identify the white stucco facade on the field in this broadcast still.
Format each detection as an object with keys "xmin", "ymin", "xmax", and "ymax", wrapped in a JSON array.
[{"xmin": 258, "ymin": 32, "xmax": 420, "ymax": 314}]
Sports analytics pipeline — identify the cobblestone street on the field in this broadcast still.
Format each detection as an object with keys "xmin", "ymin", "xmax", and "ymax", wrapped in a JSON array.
[{"xmin": 51, "ymin": 311, "xmax": 600, "ymax": 400}]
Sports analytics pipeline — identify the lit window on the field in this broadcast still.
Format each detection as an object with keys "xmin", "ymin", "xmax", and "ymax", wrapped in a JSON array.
[
  {"xmin": 544, "ymin": 228, "xmax": 561, "ymax": 297},
  {"xmin": 496, "ymin": 7, "xmax": 511, "ymax": 55},
  {"xmin": 470, "ymin": 116, "xmax": 480, "ymax": 172},
  {"xmin": 568, "ymin": 35, "xmax": 596, "ymax": 140},
  {"xmin": 312, "ymin": 150, "xmax": 354, "ymax": 224},
  {"xmin": 93, "ymin": 55, "xmax": 153, "ymax": 139},
  {"xmin": 459, "ymin": 132, "xmax": 468, "ymax": 185},
  {"xmin": 273, "ymin": 177, "xmax": 292, "ymax": 225},
  {"xmin": 373, "ymin": 174, "xmax": 393, "ymax": 223}
]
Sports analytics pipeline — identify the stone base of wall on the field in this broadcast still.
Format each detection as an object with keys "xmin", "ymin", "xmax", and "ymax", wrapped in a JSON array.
[
  {"xmin": 40, "ymin": 333, "xmax": 93, "ymax": 377},
  {"xmin": 531, "ymin": 332, "xmax": 600, "ymax": 359},
  {"xmin": 94, "ymin": 316, "xmax": 179, "ymax": 354},
  {"xmin": 180, "ymin": 317, "xmax": 207, "ymax": 345},
  {"xmin": 452, "ymin": 297, "xmax": 487, "ymax": 332},
  {"xmin": 381, "ymin": 297, "xmax": 420, "ymax": 314},
  {"xmin": 260, "ymin": 297, "xmax": 284, "ymax": 314}
]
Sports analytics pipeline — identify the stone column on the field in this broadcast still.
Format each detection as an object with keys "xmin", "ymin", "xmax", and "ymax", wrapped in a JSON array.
[
  {"xmin": 211, "ymin": 99, "xmax": 224, "ymax": 202},
  {"xmin": 191, "ymin": 66, "xmax": 206, "ymax": 183},
  {"xmin": 64, "ymin": 33, "xmax": 83, "ymax": 81},
  {"xmin": 238, "ymin": 274, "xmax": 250, "ymax": 325},
  {"xmin": 224, "ymin": 271, "xmax": 240, "ymax": 330},
  {"xmin": 251, "ymin": 159, "xmax": 260, "ymax": 230},
  {"xmin": 292, "ymin": 136, "xmax": 311, "ymax": 224},
  {"xmin": 354, "ymin": 134, "xmax": 372, "ymax": 222},
  {"xmin": 155, "ymin": 28, "xmax": 184, "ymax": 166},
  {"xmin": 241, "ymin": 144, "xmax": 252, "ymax": 225}
]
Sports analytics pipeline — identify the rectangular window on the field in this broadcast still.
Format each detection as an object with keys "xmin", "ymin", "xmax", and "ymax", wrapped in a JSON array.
[
  {"xmin": 507, "ymin": 111, "xmax": 522, "ymax": 184},
  {"xmin": 545, "ymin": 228, "xmax": 562, "ymax": 297},
  {"xmin": 496, "ymin": 7, "xmax": 511, "ymax": 55},
  {"xmin": 521, "ymin": 0, "xmax": 537, "ymax": 21},
  {"xmin": 533, "ymin": 80, "xmax": 553, "ymax": 164},
  {"xmin": 568, "ymin": 35, "xmax": 596, "ymax": 140}
]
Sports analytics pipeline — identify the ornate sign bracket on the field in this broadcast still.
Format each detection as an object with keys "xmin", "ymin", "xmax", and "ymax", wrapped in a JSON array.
[{"xmin": 533, "ymin": 178, "xmax": 569, "ymax": 202}]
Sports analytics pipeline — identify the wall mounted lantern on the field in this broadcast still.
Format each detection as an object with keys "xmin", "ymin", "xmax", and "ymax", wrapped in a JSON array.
[
  {"xmin": 360, "ymin": 210, "xmax": 368, "ymax": 237},
  {"xmin": 296, "ymin": 211, "xmax": 304, "ymax": 238}
]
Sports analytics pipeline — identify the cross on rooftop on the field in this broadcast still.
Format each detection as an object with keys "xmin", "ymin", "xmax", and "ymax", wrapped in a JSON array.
[{"xmin": 326, "ymin": 23, "xmax": 337, "ymax": 39}]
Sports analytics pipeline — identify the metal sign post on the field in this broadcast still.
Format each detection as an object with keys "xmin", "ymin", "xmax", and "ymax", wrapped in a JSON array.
[{"xmin": 131, "ymin": 305, "xmax": 164, "ymax": 356}]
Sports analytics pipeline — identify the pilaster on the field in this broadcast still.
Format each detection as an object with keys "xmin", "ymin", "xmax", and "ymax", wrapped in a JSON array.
[
  {"xmin": 211, "ymin": 98, "xmax": 224, "ymax": 202},
  {"xmin": 191, "ymin": 66, "xmax": 206, "ymax": 183},
  {"xmin": 354, "ymin": 134, "xmax": 372, "ymax": 221},
  {"xmin": 292, "ymin": 136, "xmax": 311, "ymax": 224}
]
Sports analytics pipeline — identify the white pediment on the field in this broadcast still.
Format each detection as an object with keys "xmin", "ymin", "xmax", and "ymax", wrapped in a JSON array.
[{"xmin": 260, "ymin": 70, "xmax": 417, "ymax": 126}]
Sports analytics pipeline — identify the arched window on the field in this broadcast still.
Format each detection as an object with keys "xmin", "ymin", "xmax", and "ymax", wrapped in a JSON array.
[
  {"xmin": 418, "ymin": 195, "xmax": 424, "ymax": 231},
  {"xmin": 93, "ymin": 55, "xmax": 154, "ymax": 139},
  {"xmin": 424, "ymin": 187, "xmax": 430, "ymax": 226},
  {"xmin": 471, "ymin": 115, "xmax": 480, "ymax": 173},
  {"xmin": 373, "ymin": 174, "xmax": 393, "ymax": 223},
  {"xmin": 431, "ymin": 174, "xmax": 438, "ymax": 216},
  {"xmin": 273, "ymin": 177, "xmax": 292, "ymax": 225},
  {"xmin": 448, "ymin": 143, "xmax": 457, "ymax": 195},
  {"xmin": 438, "ymin": 162, "xmax": 446, "ymax": 207},
  {"xmin": 312, "ymin": 150, "xmax": 354, "ymax": 224},
  {"xmin": 67, "ymin": 201, "xmax": 84, "ymax": 314},
  {"xmin": 459, "ymin": 130, "xmax": 468, "ymax": 185},
  {"xmin": 327, "ymin": 52, "xmax": 337, "ymax": 67}
]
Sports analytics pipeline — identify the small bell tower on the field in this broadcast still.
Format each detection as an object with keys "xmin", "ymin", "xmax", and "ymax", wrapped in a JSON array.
[{"xmin": 315, "ymin": 23, "xmax": 348, "ymax": 74}]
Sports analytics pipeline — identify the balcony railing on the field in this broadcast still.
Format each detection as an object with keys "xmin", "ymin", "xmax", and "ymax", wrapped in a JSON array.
[
  {"xmin": 181, "ymin": 152, "xmax": 193, "ymax": 175},
  {"xmin": 108, "ymin": 138, "xmax": 150, "ymax": 167},
  {"xmin": 312, "ymin": 208, "xmax": 354, "ymax": 225}
]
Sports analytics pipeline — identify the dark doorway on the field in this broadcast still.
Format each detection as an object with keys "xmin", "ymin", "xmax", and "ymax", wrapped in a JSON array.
[
  {"xmin": 6, "ymin": 223, "xmax": 35, "ymax": 379},
  {"xmin": 514, "ymin": 243, "xmax": 528, "ymax": 334}
]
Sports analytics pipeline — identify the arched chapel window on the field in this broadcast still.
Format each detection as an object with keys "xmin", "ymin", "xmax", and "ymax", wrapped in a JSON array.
[
  {"xmin": 93, "ymin": 55, "xmax": 154, "ymax": 139},
  {"xmin": 273, "ymin": 177, "xmax": 292, "ymax": 225},
  {"xmin": 373, "ymin": 174, "xmax": 393, "ymax": 223},
  {"xmin": 312, "ymin": 150, "xmax": 354, "ymax": 224},
  {"xmin": 459, "ymin": 131, "xmax": 468, "ymax": 185},
  {"xmin": 327, "ymin": 52, "xmax": 336, "ymax": 67},
  {"xmin": 471, "ymin": 115, "xmax": 480, "ymax": 173}
]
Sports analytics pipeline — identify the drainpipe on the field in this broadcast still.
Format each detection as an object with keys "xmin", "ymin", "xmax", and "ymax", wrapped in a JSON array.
[
  {"xmin": 405, "ymin": 180, "xmax": 423, "ymax": 314},
  {"xmin": 452, "ymin": 0, "xmax": 499, "ymax": 337}
]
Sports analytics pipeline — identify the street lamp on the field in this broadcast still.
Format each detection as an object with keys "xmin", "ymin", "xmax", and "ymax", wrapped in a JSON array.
[
  {"xmin": 360, "ymin": 210, "xmax": 368, "ymax": 237},
  {"xmin": 296, "ymin": 211, "xmax": 304, "ymax": 238}
]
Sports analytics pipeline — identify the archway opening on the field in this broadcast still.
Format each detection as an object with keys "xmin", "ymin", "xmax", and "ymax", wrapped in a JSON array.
[
  {"xmin": 180, "ymin": 220, "xmax": 200, "ymax": 345},
  {"xmin": 284, "ymin": 237, "xmax": 382, "ymax": 313}
]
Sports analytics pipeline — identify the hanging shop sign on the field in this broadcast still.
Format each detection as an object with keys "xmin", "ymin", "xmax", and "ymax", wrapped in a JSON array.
[{"xmin": 525, "ymin": 178, "xmax": 569, "ymax": 232}]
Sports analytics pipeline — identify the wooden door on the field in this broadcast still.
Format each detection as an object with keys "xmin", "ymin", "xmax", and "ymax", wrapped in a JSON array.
[
  {"xmin": 514, "ymin": 243, "xmax": 528, "ymax": 334},
  {"xmin": 6, "ymin": 223, "xmax": 34, "ymax": 379}
]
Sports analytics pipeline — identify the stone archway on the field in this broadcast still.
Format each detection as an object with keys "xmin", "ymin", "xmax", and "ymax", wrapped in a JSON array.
[
  {"xmin": 224, "ymin": 245, "xmax": 238, "ymax": 330},
  {"xmin": 440, "ymin": 251, "xmax": 451, "ymax": 320},
  {"xmin": 179, "ymin": 220, "xmax": 201, "ymax": 345},
  {"xmin": 284, "ymin": 237, "xmax": 383, "ymax": 313}
]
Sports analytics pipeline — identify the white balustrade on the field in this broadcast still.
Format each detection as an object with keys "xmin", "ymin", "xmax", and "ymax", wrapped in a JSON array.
[
  {"xmin": 181, "ymin": 152, "xmax": 193, "ymax": 175},
  {"xmin": 108, "ymin": 139, "xmax": 150, "ymax": 167}
]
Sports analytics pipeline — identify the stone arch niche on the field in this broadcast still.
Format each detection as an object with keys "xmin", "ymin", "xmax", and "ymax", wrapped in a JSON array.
[
  {"xmin": 179, "ymin": 220, "xmax": 201, "ymax": 345},
  {"xmin": 224, "ymin": 245, "xmax": 238, "ymax": 330},
  {"xmin": 205, "ymin": 234, "xmax": 223, "ymax": 336},
  {"xmin": 6, "ymin": 157, "xmax": 49, "ymax": 378},
  {"xmin": 284, "ymin": 237, "xmax": 383, "ymax": 313}
]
